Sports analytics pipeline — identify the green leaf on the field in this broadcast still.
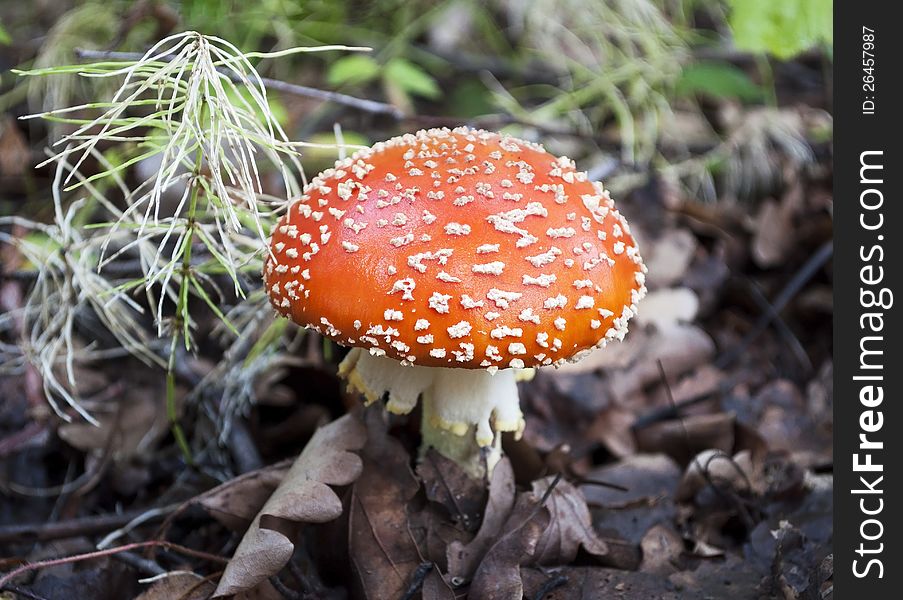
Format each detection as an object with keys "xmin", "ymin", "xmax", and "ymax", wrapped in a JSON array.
[
  {"xmin": 383, "ymin": 58, "xmax": 441, "ymax": 99},
  {"xmin": 326, "ymin": 55, "xmax": 381, "ymax": 87},
  {"xmin": 727, "ymin": 0, "xmax": 832, "ymax": 59},
  {"xmin": 0, "ymin": 23, "xmax": 12, "ymax": 46},
  {"xmin": 448, "ymin": 78, "xmax": 495, "ymax": 118},
  {"xmin": 676, "ymin": 62, "xmax": 764, "ymax": 101}
]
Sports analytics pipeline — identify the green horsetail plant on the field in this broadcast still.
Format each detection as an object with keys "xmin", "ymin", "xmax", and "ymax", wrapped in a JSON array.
[{"xmin": 4, "ymin": 32, "xmax": 370, "ymax": 458}]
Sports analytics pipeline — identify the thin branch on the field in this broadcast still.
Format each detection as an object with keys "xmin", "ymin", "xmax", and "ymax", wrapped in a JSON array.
[
  {"xmin": 743, "ymin": 278, "xmax": 813, "ymax": 372},
  {"xmin": 715, "ymin": 241, "xmax": 833, "ymax": 369},
  {"xmin": 73, "ymin": 48, "xmax": 405, "ymax": 118},
  {"xmin": 0, "ymin": 505, "xmax": 176, "ymax": 545},
  {"xmin": 399, "ymin": 562, "xmax": 433, "ymax": 600},
  {"xmin": 0, "ymin": 540, "xmax": 228, "ymax": 587},
  {"xmin": 0, "ymin": 584, "xmax": 52, "ymax": 600}
]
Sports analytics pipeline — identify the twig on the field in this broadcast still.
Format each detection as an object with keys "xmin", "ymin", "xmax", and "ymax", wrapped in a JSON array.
[
  {"xmin": 537, "ymin": 473, "xmax": 563, "ymax": 506},
  {"xmin": 426, "ymin": 451, "xmax": 470, "ymax": 527},
  {"xmin": 743, "ymin": 278, "xmax": 813, "ymax": 372},
  {"xmin": 399, "ymin": 562, "xmax": 433, "ymax": 600},
  {"xmin": 631, "ymin": 388, "xmax": 719, "ymax": 430},
  {"xmin": 0, "ymin": 505, "xmax": 175, "ymax": 545},
  {"xmin": 575, "ymin": 478, "xmax": 629, "ymax": 493},
  {"xmin": 269, "ymin": 574, "xmax": 303, "ymax": 600},
  {"xmin": 0, "ymin": 422, "xmax": 47, "ymax": 460},
  {"xmin": 97, "ymin": 504, "xmax": 181, "ymax": 549},
  {"xmin": 73, "ymin": 48, "xmax": 405, "ymax": 118},
  {"xmin": 353, "ymin": 491, "xmax": 404, "ymax": 581},
  {"xmin": 112, "ymin": 551, "xmax": 166, "ymax": 577},
  {"xmin": 227, "ymin": 419, "xmax": 264, "ymax": 474},
  {"xmin": 531, "ymin": 573, "xmax": 568, "ymax": 600},
  {"xmin": 0, "ymin": 540, "xmax": 228, "ymax": 587},
  {"xmin": 650, "ymin": 364, "xmax": 760, "ymax": 529},
  {"xmin": 634, "ymin": 241, "xmax": 833, "ymax": 429},
  {"xmin": 715, "ymin": 241, "xmax": 833, "ymax": 369},
  {"xmin": 0, "ymin": 584, "xmax": 52, "ymax": 600}
]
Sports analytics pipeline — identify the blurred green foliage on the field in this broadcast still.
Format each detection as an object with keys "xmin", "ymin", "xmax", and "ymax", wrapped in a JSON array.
[
  {"xmin": 3, "ymin": 0, "xmax": 834, "ymax": 177},
  {"xmin": 676, "ymin": 62, "xmax": 764, "ymax": 101},
  {"xmin": 327, "ymin": 55, "xmax": 383, "ymax": 87},
  {"xmin": 727, "ymin": 0, "xmax": 832, "ymax": 59}
]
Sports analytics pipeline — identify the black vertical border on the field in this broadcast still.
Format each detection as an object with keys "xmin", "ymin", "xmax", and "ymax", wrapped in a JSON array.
[{"xmin": 835, "ymin": 1, "xmax": 901, "ymax": 597}]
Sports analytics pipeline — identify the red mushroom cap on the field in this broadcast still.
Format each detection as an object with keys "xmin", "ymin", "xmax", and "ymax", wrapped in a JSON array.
[{"xmin": 264, "ymin": 127, "xmax": 646, "ymax": 369}]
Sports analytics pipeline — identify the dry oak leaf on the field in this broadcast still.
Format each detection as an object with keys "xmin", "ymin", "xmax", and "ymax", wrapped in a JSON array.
[
  {"xmin": 635, "ymin": 287, "xmax": 700, "ymax": 331},
  {"xmin": 417, "ymin": 449, "xmax": 487, "ymax": 532},
  {"xmin": 467, "ymin": 476, "xmax": 609, "ymax": 599},
  {"xmin": 348, "ymin": 410, "xmax": 423, "ymax": 600},
  {"xmin": 468, "ymin": 492, "xmax": 551, "ymax": 600},
  {"xmin": 135, "ymin": 572, "xmax": 215, "ymax": 600},
  {"xmin": 530, "ymin": 477, "xmax": 609, "ymax": 565},
  {"xmin": 196, "ymin": 460, "xmax": 291, "ymax": 531},
  {"xmin": 446, "ymin": 457, "xmax": 516, "ymax": 583},
  {"xmin": 213, "ymin": 414, "xmax": 366, "ymax": 597},
  {"xmin": 58, "ymin": 385, "xmax": 171, "ymax": 461}
]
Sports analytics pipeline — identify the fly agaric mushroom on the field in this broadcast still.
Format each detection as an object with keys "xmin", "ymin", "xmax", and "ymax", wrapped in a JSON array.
[{"xmin": 264, "ymin": 127, "xmax": 646, "ymax": 476}]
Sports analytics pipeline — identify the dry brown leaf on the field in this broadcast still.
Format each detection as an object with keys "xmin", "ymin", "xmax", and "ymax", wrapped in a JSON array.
[
  {"xmin": 676, "ymin": 449, "xmax": 754, "ymax": 502},
  {"xmin": 553, "ymin": 327, "xmax": 649, "ymax": 374},
  {"xmin": 57, "ymin": 385, "xmax": 170, "ymax": 461},
  {"xmin": 644, "ymin": 228, "xmax": 698, "ymax": 288},
  {"xmin": 213, "ymin": 414, "xmax": 366, "ymax": 598},
  {"xmin": 635, "ymin": 412, "xmax": 735, "ymax": 463},
  {"xmin": 609, "ymin": 324, "xmax": 715, "ymax": 403},
  {"xmin": 417, "ymin": 449, "xmax": 487, "ymax": 532},
  {"xmin": 587, "ymin": 404, "xmax": 637, "ymax": 458},
  {"xmin": 582, "ymin": 454, "xmax": 681, "ymax": 509},
  {"xmin": 464, "ymin": 475, "xmax": 609, "ymax": 598},
  {"xmin": 348, "ymin": 410, "xmax": 422, "ymax": 600},
  {"xmin": 408, "ymin": 501, "xmax": 472, "ymax": 569},
  {"xmin": 135, "ymin": 572, "xmax": 215, "ymax": 600},
  {"xmin": 521, "ymin": 565, "xmax": 689, "ymax": 599},
  {"xmin": 531, "ymin": 477, "xmax": 609, "ymax": 564},
  {"xmin": 0, "ymin": 116, "xmax": 30, "ymax": 177},
  {"xmin": 196, "ymin": 460, "xmax": 291, "ymax": 531},
  {"xmin": 650, "ymin": 364, "xmax": 723, "ymax": 408},
  {"xmin": 446, "ymin": 457, "xmax": 516, "ymax": 583},
  {"xmin": 421, "ymin": 569, "xmax": 457, "ymax": 600},
  {"xmin": 639, "ymin": 523, "xmax": 685, "ymax": 574},
  {"xmin": 752, "ymin": 177, "xmax": 803, "ymax": 268},
  {"xmin": 635, "ymin": 287, "xmax": 700, "ymax": 330},
  {"xmin": 468, "ymin": 493, "xmax": 550, "ymax": 600},
  {"xmin": 582, "ymin": 454, "xmax": 681, "ymax": 545}
]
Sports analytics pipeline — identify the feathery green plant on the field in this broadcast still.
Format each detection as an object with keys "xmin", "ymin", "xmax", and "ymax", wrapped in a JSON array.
[{"xmin": 3, "ymin": 32, "xmax": 368, "ymax": 457}]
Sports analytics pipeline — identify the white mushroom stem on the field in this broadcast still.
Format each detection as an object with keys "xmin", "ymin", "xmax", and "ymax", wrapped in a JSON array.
[{"xmin": 338, "ymin": 348, "xmax": 525, "ymax": 478}]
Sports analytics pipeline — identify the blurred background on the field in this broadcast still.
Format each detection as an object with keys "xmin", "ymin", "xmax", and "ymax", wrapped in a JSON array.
[{"xmin": 0, "ymin": 1, "xmax": 833, "ymax": 598}]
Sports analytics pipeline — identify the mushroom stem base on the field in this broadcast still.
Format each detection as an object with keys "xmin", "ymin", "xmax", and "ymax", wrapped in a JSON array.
[
  {"xmin": 420, "ymin": 395, "xmax": 501, "ymax": 479},
  {"xmin": 338, "ymin": 348, "xmax": 524, "ymax": 478}
]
